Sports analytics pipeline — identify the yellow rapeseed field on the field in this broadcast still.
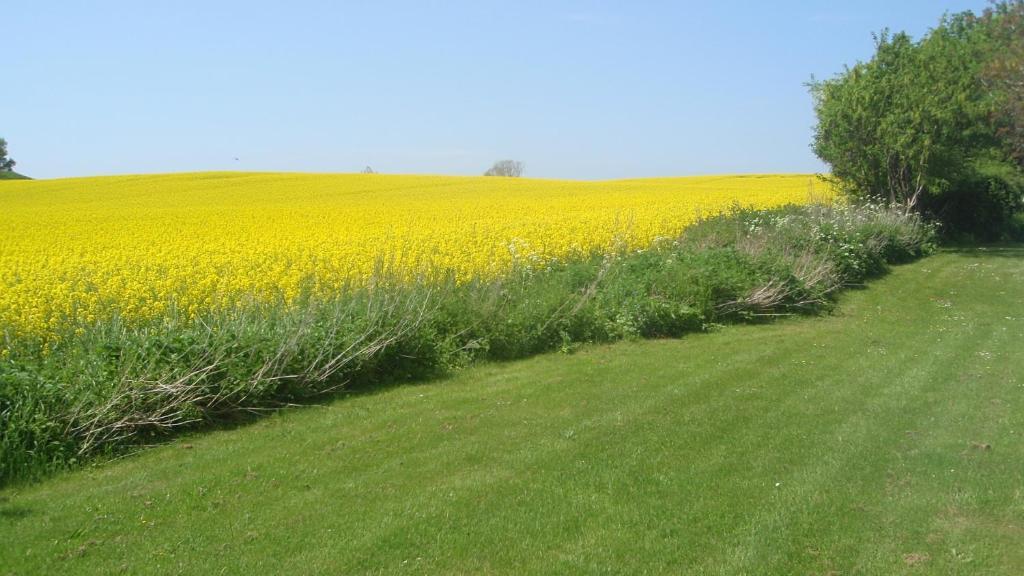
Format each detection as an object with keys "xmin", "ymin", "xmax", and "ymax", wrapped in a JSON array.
[{"xmin": 0, "ymin": 172, "xmax": 829, "ymax": 345}]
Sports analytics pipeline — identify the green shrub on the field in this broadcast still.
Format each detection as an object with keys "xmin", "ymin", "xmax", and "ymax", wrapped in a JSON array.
[
  {"xmin": 809, "ymin": 4, "xmax": 1024, "ymax": 238},
  {"xmin": 921, "ymin": 158, "xmax": 1024, "ymax": 240}
]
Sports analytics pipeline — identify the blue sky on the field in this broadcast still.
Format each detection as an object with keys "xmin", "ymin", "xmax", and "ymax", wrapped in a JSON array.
[{"xmin": 4, "ymin": 0, "xmax": 991, "ymax": 179}]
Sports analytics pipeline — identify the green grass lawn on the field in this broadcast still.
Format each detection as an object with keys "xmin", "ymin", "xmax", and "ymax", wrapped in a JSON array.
[
  {"xmin": 0, "ymin": 171, "xmax": 29, "ymax": 180},
  {"xmin": 2, "ymin": 247, "xmax": 1023, "ymax": 575}
]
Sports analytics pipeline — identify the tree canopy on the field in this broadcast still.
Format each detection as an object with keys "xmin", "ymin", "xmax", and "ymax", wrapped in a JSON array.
[
  {"xmin": 810, "ymin": 2, "xmax": 1024, "ymax": 237},
  {"xmin": 981, "ymin": 1, "xmax": 1024, "ymax": 166},
  {"xmin": 0, "ymin": 138, "xmax": 15, "ymax": 172},
  {"xmin": 484, "ymin": 160, "xmax": 524, "ymax": 177}
]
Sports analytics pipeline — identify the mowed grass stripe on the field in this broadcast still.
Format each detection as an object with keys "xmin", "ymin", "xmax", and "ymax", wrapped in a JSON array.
[{"xmin": 2, "ymin": 248, "xmax": 1023, "ymax": 575}]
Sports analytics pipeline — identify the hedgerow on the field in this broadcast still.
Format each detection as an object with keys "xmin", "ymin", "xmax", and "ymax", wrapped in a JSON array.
[{"xmin": 0, "ymin": 203, "xmax": 935, "ymax": 485}]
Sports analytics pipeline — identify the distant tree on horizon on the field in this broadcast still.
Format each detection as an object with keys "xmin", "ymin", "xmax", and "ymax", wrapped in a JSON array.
[
  {"xmin": 484, "ymin": 160, "xmax": 524, "ymax": 177},
  {"xmin": 361, "ymin": 166, "xmax": 376, "ymax": 174},
  {"xmin": 0, "ymin": 138, "xmax": 15, "ymax": 172}
]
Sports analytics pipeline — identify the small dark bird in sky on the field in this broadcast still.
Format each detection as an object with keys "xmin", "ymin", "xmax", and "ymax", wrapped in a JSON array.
[{"xmin": 234, "ymin": 157, "xmax": 240, "ymax": 162}]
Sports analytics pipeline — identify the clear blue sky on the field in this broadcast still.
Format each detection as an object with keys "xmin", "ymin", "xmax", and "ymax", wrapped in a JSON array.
[{"xmin": 4, "ymin": 0, "xmax": 991, "ymax": 179}]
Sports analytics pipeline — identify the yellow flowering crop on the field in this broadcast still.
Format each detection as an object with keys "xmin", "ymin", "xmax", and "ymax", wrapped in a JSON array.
[{"xmin": 0, "ymin": 172, "xmax": 829, "ymax": 343}]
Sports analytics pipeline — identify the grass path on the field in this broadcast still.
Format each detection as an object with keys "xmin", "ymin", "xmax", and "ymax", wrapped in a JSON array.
[{"xmin": 2, "ymin": 247, "xmax": 1023, "ymax": 575}]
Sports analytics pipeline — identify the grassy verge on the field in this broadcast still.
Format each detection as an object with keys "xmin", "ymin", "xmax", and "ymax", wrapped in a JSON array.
[
  {"xmin": 1, "ymin": 247, "xmax": 1021, "ymax": 574},
  {"xmin": 1, "ymin": 203, "xmax": 935, "ymax": 484},
  {"xmin": 0, "ymin": 171, "xmax": 29, "ymax": 180}
]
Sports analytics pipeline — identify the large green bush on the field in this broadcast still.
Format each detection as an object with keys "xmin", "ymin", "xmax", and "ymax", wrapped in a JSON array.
[{"xmin": 810, "ymin": 2, "xmax": 1024, "ymax": 239}]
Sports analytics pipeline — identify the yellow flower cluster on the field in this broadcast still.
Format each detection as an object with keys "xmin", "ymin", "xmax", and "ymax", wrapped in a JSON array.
[{"xmin": 0, "ymin": 172, "xmax": 829, "ymax": 344}]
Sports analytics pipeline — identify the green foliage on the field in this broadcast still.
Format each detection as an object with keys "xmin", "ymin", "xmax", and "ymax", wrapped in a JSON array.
[
  {"xmin": 0, "ymin": 204, "xmax": 936, "ymax": 485},
  {"xmin": 924, "ymin": 156, "xmax": 1024, "ymax": 239},
  {"xmin": 0, "ymin": 138, "xmax": 15, "ymax": 172},
  {"xmin": 982, "ymin": 2, "xmax": 1024, "ymax": 165},
  {"xmin": 810, "ymin": 4, "xmax": 1024, "ymax": 238},
  {"xmin": 1012, "ymin": 212, "xmax": 1024, "ymax": 240}
]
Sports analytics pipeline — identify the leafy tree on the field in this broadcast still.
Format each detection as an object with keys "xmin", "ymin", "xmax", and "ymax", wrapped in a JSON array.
[
  {"xmin": 484, "ymin": 160, "xmax": 524, "ymax": 177},
  {"xmin": 981, "ymin": 1, "xmax": 1024, "ymax": 166},
  {"xmin": 0, "ymin": 138, "xmax": 15, "ymax": 172},
  {"xmin": 810, "ymin": 5, "xmax": 1024, "ymax": 237}
]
